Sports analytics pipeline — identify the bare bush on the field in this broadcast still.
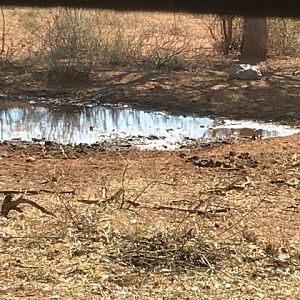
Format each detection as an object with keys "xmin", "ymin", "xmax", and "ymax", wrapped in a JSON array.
[
  {"xmin": 0, "ymin": 8, "xmax": 42, "ymax": 67},
  {"xmin": 268, "ymin": 18, "xmax": 300, "ymax": 57},
  {"xmin": 201, "ymin": 15, "xmax": 243, "ymax": 55},
  {"xmin": 36, "ymin": 9, "xmax": 145, "ymax": 69},
  {"xmin": 40, "ymin": 9, "xmax": 198, "ymax": 71},
  {"xmin": 204, "ymin": 15, "xmax": 300, "ymax": 58},
  {"xmin": 2, "ymin": 8, "xmax": 299, "ymax": 74},
  {"xmin": 0, "ymin": 8, "xmax": 206, "ymax": 72},
  {"xmin": 97, "ymin": 29, "xmax": 145, "ymax": 66},
  {"xmin": 141, "ymin": 29, "xmax": 195, "ymax": 71},
  {"xmin": 39, "ymin": 9, "xmax": 97, "ymax": 69}
]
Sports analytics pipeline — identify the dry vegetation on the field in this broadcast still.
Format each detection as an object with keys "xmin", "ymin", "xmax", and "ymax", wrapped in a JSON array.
[
  {"xmin": 0, "ymin": 8, "xmax": 300, "ymax": 72},
  {"xmin": 0, "ymin": 8, "xmax": 209, "ymax": 71},
  {"xmin": 0, "ymin": 8, "xmax": 299, "ymax": 125},
  {"xmin": 0, "ymin": 8, "xmax": 299, "ymax": 299},
  {"xmin": 0, "ymin": 135, "xmax": 299, "ymax": 299}
]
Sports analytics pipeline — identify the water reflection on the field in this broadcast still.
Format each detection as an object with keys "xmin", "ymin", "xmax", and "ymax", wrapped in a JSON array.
[{"xmin": 0, "ymin": 104, "xmax": 298, "ymax": 148}]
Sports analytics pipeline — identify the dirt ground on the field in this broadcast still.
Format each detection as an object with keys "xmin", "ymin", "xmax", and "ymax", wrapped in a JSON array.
[
  {"xmin": 0, "ymin": 8, "xmax": 299, "ymax": 299},
  {"xmin": 1, "ymin": 31, "xmax": 300, "ymax": 298},
  {"xmin": 0, "ymin": 132, "xmax": 299, "ymax": 299}
]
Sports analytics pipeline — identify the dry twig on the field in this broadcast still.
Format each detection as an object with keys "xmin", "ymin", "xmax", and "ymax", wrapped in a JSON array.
[{"xmin": 1, "ymin": 193, "xmax": 56, "ymax": 218}]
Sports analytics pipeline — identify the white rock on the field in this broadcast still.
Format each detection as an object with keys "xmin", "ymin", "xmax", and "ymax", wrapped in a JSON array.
[{"xmin": 229, "ymin": 64, "xmax": 263, "ymax": 80}]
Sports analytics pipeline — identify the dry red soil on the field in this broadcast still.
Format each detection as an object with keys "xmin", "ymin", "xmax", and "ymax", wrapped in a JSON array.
[{"xmin": 0, "ymin": 132, "xmax": 299, "ymax": 299}]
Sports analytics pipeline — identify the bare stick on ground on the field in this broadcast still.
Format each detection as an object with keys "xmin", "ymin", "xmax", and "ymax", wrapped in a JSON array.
[{"xmin": 0, "ymin": 193, "xmax": 56, "ymax": 218}]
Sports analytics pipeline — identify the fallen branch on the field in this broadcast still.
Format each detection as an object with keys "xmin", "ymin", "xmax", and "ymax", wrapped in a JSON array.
[
  {"xmin": 151, "ymin": 204, "xmax": 230, "ymax": 216},
  {"xmin": 207, "ymin": 177, "xmax": 252, "ymax": 195},
  {"xmin": 77, "ymin": 197, "xmax": 230, "ymax": 216},
  {"xmin": 77, "ymin": 199, "xmax": 100, "ymax": 205},
  {"xmin": 1, "ymin": 193, "xmax": 56, "ymax": 218},
  {"xmin": 77, "ymin": 189, "xmax": 125, "ymax": 206}
]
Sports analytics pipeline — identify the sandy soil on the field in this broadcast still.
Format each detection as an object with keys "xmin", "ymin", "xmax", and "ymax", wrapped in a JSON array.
[{"xmin": 0, "ymin": 133, "xmax": 299, "ymax": 299}]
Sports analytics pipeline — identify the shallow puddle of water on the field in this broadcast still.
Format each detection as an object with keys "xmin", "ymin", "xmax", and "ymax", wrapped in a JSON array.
[{"xmin": 0, "ymin": 103, "xmax": 298, "ymax": 149}]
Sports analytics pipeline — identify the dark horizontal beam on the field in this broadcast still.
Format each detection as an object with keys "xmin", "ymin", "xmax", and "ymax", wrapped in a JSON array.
[{"xmin": 0, "ymin": 1, "xmax": 300, "ymax": 17}]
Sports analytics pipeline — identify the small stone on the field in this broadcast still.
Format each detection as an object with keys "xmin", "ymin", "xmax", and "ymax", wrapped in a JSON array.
[
  {"xmin": 3, "ymin": 262, "xmax": 10, "ymax": 270},
  {"xmin": 191, "ymin": 286, "xmax": 199, "ymax": 292},
  {"xmin": 25, "ymin": 156, "xmax": 36, "ymax": 163}
]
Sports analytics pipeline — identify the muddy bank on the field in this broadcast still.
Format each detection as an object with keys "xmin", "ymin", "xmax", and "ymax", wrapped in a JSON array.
[{"xmin": 1, "ymin": 58, "xmax": 299, "ymax": 127}]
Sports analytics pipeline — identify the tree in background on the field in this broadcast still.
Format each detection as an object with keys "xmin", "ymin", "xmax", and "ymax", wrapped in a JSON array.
[{"xmin": 240, "ymin": 17, "xmax": 268, "ymax": 63}]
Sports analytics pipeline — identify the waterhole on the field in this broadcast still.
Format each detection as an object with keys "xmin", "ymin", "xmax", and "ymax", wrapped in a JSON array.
[{"xmin": 0, "ymin": 103, "xmax": 298, "ymax": 149}]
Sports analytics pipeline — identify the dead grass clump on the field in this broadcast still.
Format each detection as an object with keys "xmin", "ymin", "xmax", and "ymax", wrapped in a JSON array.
[{"xmin": 105, "ymin": 231, "xmax": 218, "ymax": 270}]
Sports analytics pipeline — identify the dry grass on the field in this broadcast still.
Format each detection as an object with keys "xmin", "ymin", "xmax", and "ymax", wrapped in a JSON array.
[
  {"xmin": 0, "ymin": 8, "xmax": 211, "ymax": 71},
  {"xmin": 0, "ymin": 9, "xmax": 299, "ymax": 298},
  {"xmin": 1, "ymin": 8, "xmax": 299, "ymax": 72},
  {"xmin": 0, "ymin": 135, "xmax": 299, "ymax": 299}
]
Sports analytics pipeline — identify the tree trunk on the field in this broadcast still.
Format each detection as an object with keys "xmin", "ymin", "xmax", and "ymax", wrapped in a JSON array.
[
  {"xmin": 221, "ymin": 16, "xmax": 233, "ymax": 55},
  {"xmin": 240, "ymin": 17, "xmax": 268, "ymax": 63}
]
